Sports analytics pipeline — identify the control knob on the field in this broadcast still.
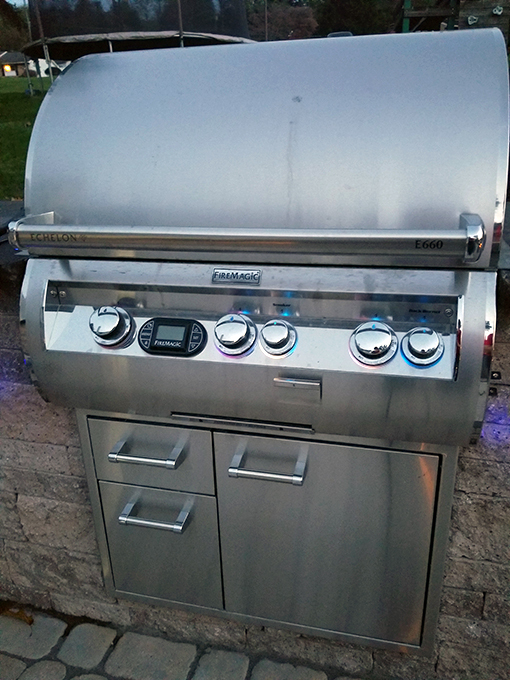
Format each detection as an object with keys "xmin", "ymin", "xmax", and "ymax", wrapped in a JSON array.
[
  {"xmin": 89, "ymin": 306, "xmax": 132, "ymax": 346},
  {"xmin": 349, "ymin": 321, "xmax": 398, "ymax": 366},
  {"xmin": 402, "ymin": 327, "xmax": 444, "ymax": 366},
  {"xmin": 260, "ymin": 319, "xmax": 297, "ymax": 356},
  {"xmin": 214, "ymin": 314, "xmax": 257, "ymax": 355}
]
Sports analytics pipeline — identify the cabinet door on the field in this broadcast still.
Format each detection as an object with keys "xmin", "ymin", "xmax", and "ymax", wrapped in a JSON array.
[
  {"xmin": 214, "ymin": 433, "xmax": 439, "ymax": 646},
  {"xmin": 100, "ymin": 481, "xmax": 222, "ymax": 609}
]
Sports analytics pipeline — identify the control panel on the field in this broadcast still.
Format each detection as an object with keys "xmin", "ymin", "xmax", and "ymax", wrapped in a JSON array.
[
  {"xmin": 85, "ymin": 306, "xmax": 453, "ymax": 374},
  {"xmin": 37, "ymin": 266, "xmax": 465, "ymax": 384},
  {"xmin": 30, "ymin": 262, "xmax": 492, "ymax": 447}
]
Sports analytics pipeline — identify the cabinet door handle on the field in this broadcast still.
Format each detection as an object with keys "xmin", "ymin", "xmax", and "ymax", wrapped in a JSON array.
[
  {"xmin": 118, "ymin": 497, "xmax": 193, "ymax": 533},
  {"xmin": 228, "ymin": 440, "xmax": 308, "ymax": 486},
  {"xmin": 107, "ymin": 435, "xmax": 186, "ymax": 469}
]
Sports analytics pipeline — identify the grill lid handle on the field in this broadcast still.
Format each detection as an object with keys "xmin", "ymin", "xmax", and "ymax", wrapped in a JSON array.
[{"xmin": 8, "ymin": 212, "xmax": 486, "ymax": 263}]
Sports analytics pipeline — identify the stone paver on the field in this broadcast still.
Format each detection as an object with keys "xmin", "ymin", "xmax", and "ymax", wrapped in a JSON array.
[
  {"xmin": 57, "ymin": 623, "xmax": 116, "ymax": 669},
  {"xmin": 18, "ymin": 661, "xmax": 66, "ymax": 680},
  {"xmin": 104, "ymin": 632, "xmax": 196, "ymax": 680},
  {"xmin": 0, "ymin": 615, "xmax": 67, "ymax": 660},
  {"xmin": 0, "ymin": 611, "xmax": 362, "ymax": 680},
  {"xmin": 0, "ymin": 653, "xmax": 26, "ymax": 680},
  {"xmin": 192, "ymin": 649, "xmax": 249, "ymax": 680},
  {"xmin": 251, "ymin": 659, "xmax": 328, "ymax": 680}
]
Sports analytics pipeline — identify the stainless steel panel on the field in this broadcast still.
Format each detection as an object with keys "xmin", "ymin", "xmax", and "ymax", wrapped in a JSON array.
[
  {"xmin": 23, "ymin": 30, "xmax": 509, "ymax": 269},
  {"xmin": 214, "ymin": 433, "xmax": 439, "ymax": 646},
  {"xmin": 89, "ymin": 418, "xmax": 214, "ymax": 494},
  {"xmin": 20, "ymin": 259, "xmax": 495, "ymax": 446},
  {"xmin": 99, "ymin": 481, "xmax": 222, "ymax": 608}
]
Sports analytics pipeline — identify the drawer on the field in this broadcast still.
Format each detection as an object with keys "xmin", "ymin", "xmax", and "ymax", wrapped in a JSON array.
[
  {"xmin": 99, "ymin": 481, "xmax": 222, "ymax": 609},
  {"xmin": 88, "ymin": 418, "xmax": 214, "ymax": 494}
]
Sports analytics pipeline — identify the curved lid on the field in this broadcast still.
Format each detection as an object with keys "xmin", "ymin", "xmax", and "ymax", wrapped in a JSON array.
[{"xmin": 23, "ymin": 30, "xmax": 509, "ymax": 268}]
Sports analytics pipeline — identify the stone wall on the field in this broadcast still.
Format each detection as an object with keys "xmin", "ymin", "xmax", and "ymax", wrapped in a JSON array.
[{"xmin": 0, "ymin": 259, "xmax": 509, "ymax": 679}]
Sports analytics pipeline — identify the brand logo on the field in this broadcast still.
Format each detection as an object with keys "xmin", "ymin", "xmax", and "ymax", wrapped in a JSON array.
[
  {"xmin": 30, "ymin": 233, "xmax": 81, "ymax": 243},
  {"xmin": 212, "ymin": 269, "xmax": 262, "ymax": 285},
  {"xmin": 155, "ymin": 340, "xmax": 181, "ymax": 347}
]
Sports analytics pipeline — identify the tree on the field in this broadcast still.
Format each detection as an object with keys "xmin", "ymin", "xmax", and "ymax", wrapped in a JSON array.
[
  {"xmin": 0, "ymin": 0, "xmax": 29, "ymax": 50},
  {"xmin": 315, "ymin": 0, "xmax": 393, "ymax": 36},
  {"xmin": 246, "ymin": 0, "xmax": 317, "ymax": 41}
]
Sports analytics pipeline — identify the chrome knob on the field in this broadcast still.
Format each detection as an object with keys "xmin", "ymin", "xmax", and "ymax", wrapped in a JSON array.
[
  {"xmin": 408, "ymin": 328, "xmax": 440, "ymax": 358},
  {"xmin": 215, "ymin": 314, "xmax": 249, "ymax": 347},
  {"xmin": 261, "ymin": 320, "xmax": 289, "ymax": 348},
  {"xmin": 260, "ymin": 319, "xmax": 297, "ymax": 356},
  {"xmin": 214, "ymin": 314, "xmax": 257, "ymax": 355},
  {"xmin": 89, "ymin": 306, "xmax": 132, "ymax": 346},
  {"xmin": 350, "ymin": 321, "xmax": 398, "ymax": 366},
  {"xmin": 354, "ymin": 322, "xmax": 394, "ymax": 358},
  {"xmin": 402, "ymin": 327, "xmax": 444, "ymax": 366},
  {"xmin": 89, "ymin": 307, "xmax": 121, "ymax": 337}
]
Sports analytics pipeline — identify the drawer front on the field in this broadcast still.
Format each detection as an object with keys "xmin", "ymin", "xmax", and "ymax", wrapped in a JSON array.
[
  {"xmin": 89, "ymin": 418, "xmax": 214, "ymax": 494},
  {"xmin": 99, "ymin": 481, "xmax": 223, "ymax": 609}
]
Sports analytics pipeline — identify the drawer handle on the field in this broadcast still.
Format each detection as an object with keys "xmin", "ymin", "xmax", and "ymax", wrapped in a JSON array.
[
  {"xmin": 107, "ymin": 435, "xmax": 186, "ymax": 470},
  {"xmin": 228, "ymin": 440, "xmax": 308, "ymax": 486},
  {"xmin": 273, "ymin": 377, "xmax": 321, "ymax": 392},
  {"xmin": 118, "ymin": 497, "xmax": 193, "ymax": 534}
]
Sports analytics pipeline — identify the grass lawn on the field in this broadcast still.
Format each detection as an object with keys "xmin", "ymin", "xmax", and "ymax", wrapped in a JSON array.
[{"xmin": 0, "ymin": 77, "xmax": 51, "ymax": 200}]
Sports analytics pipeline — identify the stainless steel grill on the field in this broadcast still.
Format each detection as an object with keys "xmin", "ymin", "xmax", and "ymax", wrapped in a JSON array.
[{"xmin": 11, "ymin": 28, "xmax": 509, "ymax": 653}]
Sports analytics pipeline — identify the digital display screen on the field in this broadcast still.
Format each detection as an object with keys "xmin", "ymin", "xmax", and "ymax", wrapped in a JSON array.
[{"xmin": 155, "ymin": 325, "xmax": 186, "ymax": 342}]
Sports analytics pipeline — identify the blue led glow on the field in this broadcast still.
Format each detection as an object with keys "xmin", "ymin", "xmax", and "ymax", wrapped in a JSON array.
[
  {"xmin": 480, "ymin": 422, "xmax": 510, "ymax": 440},
  {"xmin": 400, "ymin": 349, "xmax": 442, "ymax": 370},
  {"xmin": 286, "ymin": 342, "xmax": 297, "ymax": 357},
  {"xmin": 483, "ymin": 403, "xmax": 510, "ymax": 427}
]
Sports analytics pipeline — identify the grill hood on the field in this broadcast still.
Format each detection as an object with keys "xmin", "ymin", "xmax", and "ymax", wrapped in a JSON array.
[{"xmin": 12, "ymin": 29, "xmax": 509, "ymax": 268}]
